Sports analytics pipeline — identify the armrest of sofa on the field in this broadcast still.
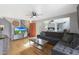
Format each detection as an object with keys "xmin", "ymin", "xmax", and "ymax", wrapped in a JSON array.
[
  {"xmin": 52, "ymin": 41, "xmax": 79, "ymax": 55},
  {"xmin": 75, "ymin": 46, "xmax": 79, "ymax": 50}
]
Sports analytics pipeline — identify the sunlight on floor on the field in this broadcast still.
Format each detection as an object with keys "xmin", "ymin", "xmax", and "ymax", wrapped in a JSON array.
[{"xmin": 24, "ymin": 40, "xmax": 34, "ymax": 48}]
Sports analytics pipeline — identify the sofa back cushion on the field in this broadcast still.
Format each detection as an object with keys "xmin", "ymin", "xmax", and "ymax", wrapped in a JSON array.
[
  {"xmin": 62, "ymin": 33, "xmax": 73, "ymax": 44},
  {"xmin": 43, "ymin": 32, "xmax": 64, "ymax": 39},
  {"xmin": 61, "ymin": 33, "xmax": 79, "ymax": 49},
  {"xmin": 40, "ymin": 32, "xmax": 46, "ymax": 37},
  {"xmin": 70, "ymin": 34, "xmax": 79, "ymax": 48}
]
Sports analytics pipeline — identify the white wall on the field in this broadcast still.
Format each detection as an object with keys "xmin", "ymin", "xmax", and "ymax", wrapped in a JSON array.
[
  {"xmin": 50, "ymin": 12, "xmax": 79, "ymax": 33},
  {"xmin": 69, "ymin": 12, "xmax": 78, "ymax": 33},
  {"xmin": 0, "ymin": 18, "xmax": 11, "ymax": 39},
  {"xmin": 36, "ymin": 21, "xmax": 43, "ymax": 35},
  {"xmin": 36, "ymin": 12, "xmax": 79, "ymax": 35}
]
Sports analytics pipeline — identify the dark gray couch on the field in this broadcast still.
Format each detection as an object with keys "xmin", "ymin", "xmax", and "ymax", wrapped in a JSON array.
[
  {"xmin": 37, "ymin": 31, "xmax": 79, "ymax": 55},
  {"xmin": 52, "ymin": 33, "xmax": 79, "ymax": 55},
  {"xmin": 37, "ymin": 31, "xmax": 64, "ymax": 45}
]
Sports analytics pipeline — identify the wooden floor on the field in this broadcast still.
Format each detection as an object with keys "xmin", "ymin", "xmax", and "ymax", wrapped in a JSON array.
[{"xmin": 8, "ymin": 38, "xmax": 53, "ymax": 55}]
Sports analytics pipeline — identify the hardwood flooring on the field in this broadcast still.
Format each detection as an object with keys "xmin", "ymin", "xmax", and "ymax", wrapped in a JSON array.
[{"xmin": 8, "ymin": 38, "xmax": 53, "ymax": 55}]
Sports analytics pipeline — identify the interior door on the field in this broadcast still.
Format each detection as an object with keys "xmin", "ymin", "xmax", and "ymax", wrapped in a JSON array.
[{"xmin": 29, "ymin": 22, "xmax": 36, "ymax": 37}]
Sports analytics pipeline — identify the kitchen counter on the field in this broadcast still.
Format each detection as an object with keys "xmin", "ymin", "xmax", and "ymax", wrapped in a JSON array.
[{"xmin": 0, "ymin": 35, "xmax": 8, "ymax": 39}]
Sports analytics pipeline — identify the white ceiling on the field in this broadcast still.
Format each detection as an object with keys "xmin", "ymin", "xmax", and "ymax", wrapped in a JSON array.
[{"xmin": 0, "ymin": 4, "xmax": 77, "ymax": 20}]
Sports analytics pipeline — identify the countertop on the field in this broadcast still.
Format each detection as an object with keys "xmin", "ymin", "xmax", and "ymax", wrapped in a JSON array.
[{"xmin": 0, "ymin": 35, "xmax": 8, "ymax": 39}]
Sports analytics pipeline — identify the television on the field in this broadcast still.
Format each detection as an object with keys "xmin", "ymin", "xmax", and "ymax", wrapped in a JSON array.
[{"xmin": 14, "ymin": 26, "xmax": 27, "ymax": 35}]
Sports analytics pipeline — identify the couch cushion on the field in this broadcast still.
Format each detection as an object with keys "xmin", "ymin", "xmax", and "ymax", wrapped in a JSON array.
[
  {"xmin": 40, "ymin": 32, "xmax": 46, "ymax": 36},
  {"xmin": 70, "ymin": 34, "xmax": 79, "ymax": 48},
  {"xmin": 62, "ymin": 33, "xmax": 73, "ymax": 44}
]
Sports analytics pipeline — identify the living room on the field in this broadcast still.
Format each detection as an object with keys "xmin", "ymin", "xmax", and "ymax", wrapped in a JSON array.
[{"xmin": 0, "ymin": 4, "xmax": 79, "ymax": 55}]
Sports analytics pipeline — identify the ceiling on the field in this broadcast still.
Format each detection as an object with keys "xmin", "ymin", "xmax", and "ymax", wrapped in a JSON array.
[{"xmin": 0, "ymin": 4, "xmax": 77, "ymax": 20}]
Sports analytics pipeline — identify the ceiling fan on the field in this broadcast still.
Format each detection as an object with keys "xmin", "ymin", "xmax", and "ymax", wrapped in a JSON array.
[
  {"xmin": 30, "ymin": 11, "xmax": 38, "ymax": 18},
  {"xmin": 25, "ymin": 10, "xmax": 43, "ymax": 20}
]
